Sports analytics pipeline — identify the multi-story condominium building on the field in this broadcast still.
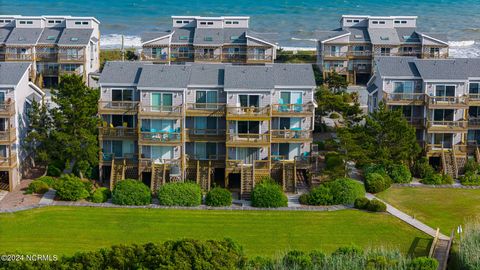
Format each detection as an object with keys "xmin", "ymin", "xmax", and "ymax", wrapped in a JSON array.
[
  {"xmin": 141, "ymin": 16, "xmax": 277, "ymax": 65},
  {"xmin": 316, "ymin": 15, "xmax": 449, "ymax": 85},
  {"xmin": 0, "ymin": 62, "xmax": 44, "ymax": 191},
  {"xmin": 98, "ymin": 61, "xmax": 316, "ymax": 198},
  {"xmin": 0, "ymin": 15, "xmax": 100, "ymax": 88},
  {"xmin": 367, "ymin": 57, "xmax": 480, "ymax": 178}
]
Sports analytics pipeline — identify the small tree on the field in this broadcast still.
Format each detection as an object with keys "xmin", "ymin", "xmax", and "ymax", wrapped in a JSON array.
[
  {"xmin": 24, "ymin": 98, "xmax": 53, "ymax": 165},
  {"xmin": 324, "ymin": 71, "xmax": 348, "ymax": 93}
]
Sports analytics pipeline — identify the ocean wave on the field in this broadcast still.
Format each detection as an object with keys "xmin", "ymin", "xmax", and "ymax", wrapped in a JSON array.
[
  {"xmin": 101, "ymin": 34, "xmax": 142, "ymax": 49},
  {"xmin": 448, "ymin": 40, "xmax": 475, "ymax": 47},
  {"xmin": 291, "ymin": 37, "xmax": 318, "ymax": 42}
]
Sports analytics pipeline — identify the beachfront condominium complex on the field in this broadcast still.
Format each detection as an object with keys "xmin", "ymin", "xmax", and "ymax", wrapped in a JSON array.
[
  {"xmin": 98, "ymin": 62, "xmax": 316, "ymax": 198},
  {"xmin": 141, "ymin": 16, "xmax": 277, "ymax": 65},
  {"xmin": 367, "ymin": 57, "xmax": 480, "ymax": 178},
  {"xmin": 0, "ymin": 63, "xmax": 44, "ymax": 191},
  {"xmin": 0, "ymin": 15, "xmax": 100, "ymax": 88},
  {"xmin": 316, "ymin": 15, "xmax": 449, "ymax": 85}
]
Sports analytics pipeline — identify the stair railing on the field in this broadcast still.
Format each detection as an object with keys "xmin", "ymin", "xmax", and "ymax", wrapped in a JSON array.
[
  {"xmin": 452, "ymin": 147, "xmax": 458, "ymax": 179},
  {"xmin": 441, "ymin": 148, "xmax": 447, "ymax": 175}
]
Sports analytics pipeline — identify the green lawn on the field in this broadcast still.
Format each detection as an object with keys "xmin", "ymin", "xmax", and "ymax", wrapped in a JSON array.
[
  {"xmin": 377, "ymin": 187, "xmax": 480, "ymax": 235},
  {"xmin": 0, "ymin": 207, "xmax": 430, "ymax": 257}
]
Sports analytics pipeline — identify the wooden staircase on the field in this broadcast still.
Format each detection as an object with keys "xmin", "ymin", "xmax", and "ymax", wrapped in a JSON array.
[
  {"xmin": 110, "ymin": 159, "xmax": 125, "ymax": 190},
  {"xmin": 240, "ymin": 165, "xmax": 254, "ymax": 200},
  {"xmin": 282, "ymin": 162, "xmax": 296, "ymax": 193},
  {"xmin": 151, "ymin": 164, "xmax": 166, "ymax": 194},
  {"xmin": 197, "ymin": 161, "xmax": 212, "ymax": 191},
  {"xmin": 441, "ymin": 151, "xmax": 456, "ymax": 178},
  {"xmin": 475, "ymin": 146, "xmax": 480, "ymax": 163}
]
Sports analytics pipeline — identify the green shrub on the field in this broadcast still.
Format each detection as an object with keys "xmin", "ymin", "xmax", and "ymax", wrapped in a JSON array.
[
  {"xmin": 36, "ymin": 176, "xmax": 56, "ymax": 187},
  {"xmin": 325, "ymin": 152, "xmax": 343, "ymax": 170},
  {"xmin": 91, "ymin": 187, "xmax": 111, "ymax": 203},
  {"xmin": 367, "ymin": 199, "xmax": 387, "ymax": 212},
  {"xmin": 25, "ymin": 180, "xmax": 49, "ymax": 194},
  {"xmin": 389, "ymin": 164, "xmax": 412, "ymax": 183},
  {"xmin": 251, "ymin": 180, "xmax": 288, "ymax": 208},
  {"xmin": 282, "ymin": 250, "xmax": 313, "ymax": 269},
  {"xmin": 301, "ymin": 185, "xmax": 333, "ymax": 205},
  {"xmin": 354, "ymin": 197, "xmax": 370, "ymax": 209},
  {"xmin": 464, "ymin": 159, "xmax": 480, "ymax": 174},
  {"xmin": 112, "ymin": 179, "xmax": 151, "ymax": 205},
  {"xmin": 442, "ymin": 174, "xmax": 454, "ymax": 184},
  {"xmin": 460, "ymin": 172, "xmax": 480, "ymax": 186},
  {"xmin": 421, "ymin": 173, "xmax": 453, "ymax": 185},
  {"xmin": 412, "ymin": 158, "xmax": 435, "ymax": 178},
  {"xmin": 365, "ymin": 172, "xmax": 391, "ymax": 193},
  {"xmin": 205, "ymin": 187, "xmax": 232, "ymax": 207},
  {"xmin": 332, "ymin": 245, "xmax": 363, "ymax": 256},
  {"xmin": 328, "ymin": 178, "xmax": 365, "ymax": 205},
  {"xmin": 54, "ymin": 174, "xmax": 90, "ymax": 201},
  {"xmin": 157, "ymin": 182, "xmax": 202, "ymax": 206},
  {"xmin": 47, "ymin": 164, "xmax": 62, "ymax": 177},
  {"xmin": 329, "ymin": 112, "xmax": 340, "ymax": 119},
  {"xmin": 408, "ymin": 257, "xmax": 438, "ymax": 270}
]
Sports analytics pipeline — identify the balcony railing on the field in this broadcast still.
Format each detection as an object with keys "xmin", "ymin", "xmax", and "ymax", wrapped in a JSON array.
[
  {"xmin": 426, "ymin": 95, "xmax": 469, "ymax": 107},
  {"xmin": 271, "ymin": 129, "xmax": 312, "ymax": 141},
  {"xmin": 186, "ymin": 103, "xmax": 225, "ymax": 112},
  {"xmin": 0, "ymin": 128, "xmax": 16, "ymax": 143},
  {"xmin": 254, "ymin": 160, "xmax": 270, "ymax": 170},
  {"xmin": 405, "ymin": 117, "xmax": 425, "ymax": 127},
  {"xmin": 247, "ymin": 54, "xmax": 273, "ymax": 62},
  {"xmin": 226, "ymin": 133, "xmax": 270, "ymax": 144},
  {"xmin": 138, "ymin": 105, "xmax": 184, "ymax": 118},
  {"xmin": 36, "ymin": 52, "xmax": 58, "ymax": 61},
  {"xmin": 468, "ymin": 93, "xmax": 480, "ymax": 102},
  {"xmin": 272, "ymin": 103, "xmax": 314, "ymax": 115},
  {"xmin": 226, "ymin": 106, "xmax": 270, "ymax": 118},
  {"xmin": 3, "ymin": 53, "xmax": 33, "ymax": 61},
  {"xmin": 185, "ymin": 128, "xmax": 226, "ymax": 141},
  {"xmin": 139, "ymin": 131, "xmax": 182, "ymax": 144},
  {"xmin": 100, "ymin": 152, "xmax": 138, "ymax": 163},
  {"xmin": 0, "ymin": 153, "xmax": 17, "ymax": 168},
  {"xmin": 141, "ymin": 52, "xmax": 169, "ymax": 61},
  {"xmin": 99, "ymin": 127, "xmax": 137, "ymax": 138},
  {"xmin": 469, "ymin": 118, "xmax": 480, "ymax": 128},
  {"xmin": 57, "ymin": 53, "xmax": 85, "ymax": 62},
  {"xmin": 195, "ymin": 54, "xmax": 221, "ymax": 61},
  {"xmin": 186, "ymin": 154, "xmax": 226, "ymax": 161},
  {"xmin": 324, "ymin": 66, "xmax": 347, "ymax": 73},
  {"xmin": 98, "ymin": 101, "xmax": 138, "ymax": 112},
  {"xmin": 427, "ymin": 120, "xmax": 468, "ymax": 129},
  {"xmin": 384, "ymin": 93, "xmax": 425, "ymax": 102},
  {"xmin": 0, "ymin": 101, "xmax": 15, "ymax": 116}
]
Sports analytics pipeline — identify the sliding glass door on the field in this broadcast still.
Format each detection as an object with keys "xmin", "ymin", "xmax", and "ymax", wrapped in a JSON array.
[{"xmin": 151, "ymin": 92, "xmax": 173, "ymax": 112}]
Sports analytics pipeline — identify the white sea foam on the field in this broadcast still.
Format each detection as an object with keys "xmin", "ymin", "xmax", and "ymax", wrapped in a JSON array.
[
  {"xmin": 101, "ymin": 34, "xmax": 142, "ymax": 49},
  {"xmin": 448, "ymin": 40, "xmax": 475, "ymax": 47}
]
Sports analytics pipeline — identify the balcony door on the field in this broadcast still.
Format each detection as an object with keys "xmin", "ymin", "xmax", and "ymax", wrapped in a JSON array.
[
  {"xmin": 0, "ymin": 145, "xmax": 6, "ymax": 158},
  {"xmin": 196, "ymin": 90, "xmax": 217, "ymax": 109},
  {"xmin": 236, "ymin": 148, "xmax": 259, "ymax": 164},
  {"xmin": 435, "ymin": 85, "xmax": 455, "ymax": 97},
  {"xmin": 237, "ymin": 121, "xmax": 259, "ymax": 134},
  {"xmin": 330, "ymin": 46, "xmax": 340, "ymax": 56},
  {"xmin": 0, "ymin": 91, "xmax": 5, "ymax": 104},
  {"xmin": 151, "ymin": 146, "xmax": 173, "ymax": 163},
  {"xmin": 239, "ymin": 95, "xmax": 259, "ymax": 108},
  {"xmin": 150, "ymin": 119, "xmax": 174, "ymax": 133},
  {"xmin": 277, "ymin": 143, "xmax": 301, "ymax": 160},
  {"xmin": 279, "ymin": 117, "xmax": 301, "ymax": 129},
  {"xmin": 112, "ymin": 89, "xmax": 133, "ymax": 102},
  {"xmin": 151, "ymin": 92, "xmax": 172, "ymax": 112},
  {"xmin": 433, "ymin": 134, "xmax": 453, "ymax": 149},
  {"xmin": 280, "ymin": 91, "xmax": 302, "ymax": 111},
  {"xmin": 433, "ymin": 109, "xmax": 454, "ymax": 122},
  {"xmin": 195, "ymin": 142, "xmax": 217, "ymax": 160},
  {"xmin": 194, "ymin": 117, "xmax": 217, "ymax": 135}
]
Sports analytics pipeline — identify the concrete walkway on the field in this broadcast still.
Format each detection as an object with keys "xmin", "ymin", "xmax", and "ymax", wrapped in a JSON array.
[
  {"xmin": 0, "ymin": 190, "xmax": 7, "ymax": 203},
  {"xmin": 366, "ymin": 193, "xmax": 449, "ymax": 240},
  {"xmin": 38, "ymin": 189, "xmax": 56, "ymax": 205}
]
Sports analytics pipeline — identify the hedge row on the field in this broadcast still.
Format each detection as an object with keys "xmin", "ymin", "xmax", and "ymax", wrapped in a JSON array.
[{"xmin": 299, "ymin": 178, "xmax": 365, "ymax": 206}]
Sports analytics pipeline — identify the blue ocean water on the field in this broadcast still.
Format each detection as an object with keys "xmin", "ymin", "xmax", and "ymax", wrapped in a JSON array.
[{"xmin": 1, "ymin": 0, "xmax": 480, "ymax": 55}]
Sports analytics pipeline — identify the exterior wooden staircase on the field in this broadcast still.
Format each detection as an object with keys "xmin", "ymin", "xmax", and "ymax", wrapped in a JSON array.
[
  {"xmin": 441, "ymin": 151, "xmax": 456, "ymax": 178},
  {"xmin": 240, "ymin": 165, "xmax": 254, "ymax": 200},
  {"xmin": 151, "ymin": 164, "xmax": 167, "ymax": 194},
  {"xmin": 110, "ymin": 159, "xmax": 126, "ymax": 190},
  {"xmin": 282, "ymin": 161, "xmax": 296, "ymax": 193},
  {"xmin": 196, "ymin": 160, "xmax": 212, "ymax": 191}
]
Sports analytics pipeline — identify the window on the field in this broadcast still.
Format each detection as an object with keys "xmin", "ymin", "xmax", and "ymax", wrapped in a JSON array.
[
  {"xmin": 177, "ymin": 47, "xmax": 191, "ymax": 58},
  {"xmin": 112, "ymin": 89, "xmax": 133, "ymax": 102},
  {"xmin": 433, "ymin": 133, "xmax": 453, "ymax": 148},
  {"xmin": 207, "ymin": 22, "xmax": 213, "ymax": 25},
  {"xmin": 5, "ymin": 20, "xmax": 10, "ymax": 23},
  {"xmin": 435, "ymin": 85, "xmax": 455, "ymax": 97},
  {"xmin": 110, "ymin": 115, "xmax": 134, "ymax": 127},
  {"xmin": 401, "ymin": 21, "xmax": 407, "ymax": 24},
  {"xmin": 252, "ymin": 48, "xmax": 265, "ymax": 60},
  {"xmin": 380, "ymin": 47, "xmax": 391, "ymax": 56},
  {"xmin": 225, "ymin": 21, "xmax": 232, "ymax": 24},
  {"xmin": 346, "ymin": 19, "xmax": 353, "ymax": 23},
  {"xmin": 75, "ymin": 21, "xmax": 81, "ymax": 25},
  {"xmin": 196, "ymin": 90, "xmax": 217, "ymax": 108},
  {"xmin": 239, "ymin": 95, "xmax": 259, "ymax": 107},
  {"xmin": 354, "ymin": 35, "xmax": 363, "ymax": 39},
  {"xmin": 82, "ymin": 22, "xmax": 88, "ymax": 25},
  {"xmin": 329, "ymin": 45, "xmax": 341, "ymax": 56},
  {"xmin": 469, "ymin": 106, "xmax": 480, "ymax": 118},
  {"xmin": 380, "ymin": 36, "xmax": 389, "ymax": 41},
  {"xmin": 469, "ymin": 83, "xmax": 480, "ymax": 94},
  {"xmin": 55, "ymin": 20, "xmax": 61, "ymax": 23},
  {"xmin": 70, "ymin": 37, "xmax": 79, "ymax": 41},
  {"xmin": 179, "ymin": 35, "xmax": 189, "ymax": 41},
  {"xmin": 238, "ymin": 121, "xmax": 260, "ymax": 134},
  {"xmin": 280, "ymin": 91, "xmax": 303, "ymax": 112},
  {"xmin": 230, "ymin": 35, "xmax": 239, "ymax": 40},
  {"xmin": 433, "ymin": 109, "xmax": 454, "ymax": 121},
  {"xmin": 233, "ymin": 21, "xmax": 239, "ymax": 24},
  {"xmin": 394, "ymin": 20, "xmax": 401, "ymax": 24},
  {"xmin": 19, "ymin": 21, "xmax": 26, "ymax": 24},
  {"xmin": 353, "ymin": 20, "xmax": 359, "ymax": 23},
  {"xmin": 195, "ymin": 142, "xmax": 217, "ymax": 160},
  {"xmin": 151, "ymin": 92, "xmax": 173, "ymax": 112},
  {"xmin": 394, "ymin": 81, "xmax": 414, "ymax": 94},
  {"xmin": 279, "ymin": 117, "xmax": 301, "ymax": 129},
  {"xmin": 430, "ymin": 47, "xmax": 440, "ymax": 57},
  {"xmin": 48, "ymin": 20, "xmax": 55, "ymax": 23},
  {"xmin": 62, "ymin": 64, "xmax": 79, "ymax": 72},
  {"xmin": 183, "ymin": 20, "xmax": 189, "ymax": 23},
  {"xmin": 200, "ymin": 22, "xmax": 207, "ymax": 25},
  {"xmin": 176, "ymin": 20, "xmax": 183, "ymax": 23},
  {"xmin": 47, "ymin": 35, "xmax": 56, "ymax": 40},
  {"xmin": 379, "ymin": 21, "xmax": 385, "ymax": 24},
  {"xmin": 204, "ymin": 36, "xmax": 213, "ymax": 41},
  {"xmin": 194, "ymin": 117, "xmax": 217, "ymax": 135}
]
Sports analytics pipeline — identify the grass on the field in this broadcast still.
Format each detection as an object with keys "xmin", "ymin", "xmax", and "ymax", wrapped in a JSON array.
[
  {"xmin": 377, "ymin": 187, "xmax": 480, "ymax": 235},
  {"xmin": 0, "ymin": 206, "xmax": 430, "ymax": 257}
]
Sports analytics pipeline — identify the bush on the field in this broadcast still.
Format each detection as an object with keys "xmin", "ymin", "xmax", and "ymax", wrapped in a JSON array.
[
  {"xmin": 112, "ymin": 179, "xmax": 151, "ymax": 205},
  {"xmin": 464, "ymin": 159, "xmax": 480, "ymax": 174},
  {"xmin": 157, "ymin": 182, "xmax": 202, "ymax": 206},
  {"xmin": 325, "ymin": 152, "xmax": 343, "ymax": 170},
  {"xmin": 421, "ymin": 173, "xmax": 453, "ymax": 185},
  {"xmin": 328, "ymin": 178, "xmax": 365, "ymax": 205},
  {"xmin": 332, "ymin": 245, "xmax": 363, "ymax": 256},
  {"xmin": 366, "ymin": 199, "xmax": 387, "ymax": 212},
  {"xmin": 282, "ymin": 250, "xmax": 313, "ymax": 269},
  {"xmin": 458, "ymin": 220, "xmax": 480, "ymax": 270},
  {"xmin": 354, "ymin": 197, "xmax": 370, "ymax": 209},
  {"xmin": 47, "ymin": 164, "xmax": 62, "ymax": 177},
  {"xmin": 389, "ymin": 164, "xmax": 412, "ymax": 183},
  {"xmin": 408, "ymin": 257, "xmax": 439, "ymax": 270},
  {"xmin": 251, "ymin": 180, "xmax": 288, "ymax": 208},
  {"xmin": 25, "ymin": 180, "xmax": 49, "ymax": 194},
  {"xmin": 412, "ymin": 158, "xmax": 435, "ymax": 179},
  {"xmin": 205, "ymin": 187, "xmax": 232, "ymax": 207},
  {"xmin": 36, "ymin": 176, "xmax": 56, "ymax": 187},
  {"xmin": 54, "ymin": 174, "xmax": 90, "ymax": 201},
  {"xmin": 460, "ymin": 172, "xmax": 480, "ymax": 186},
  {"xmin": 91, "ymin": 187, "xmax": 111, "ymax": 203},
  {"xmin": 301, "ymin": 185, "xmax": 333, "ymax": 205},
  {"xmin": 365, "ymin": 172, "xmax": 391, "ymax": 193}
]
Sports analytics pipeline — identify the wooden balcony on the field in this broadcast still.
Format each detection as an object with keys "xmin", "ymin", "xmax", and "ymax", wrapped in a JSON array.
[
  {"xmin": 425, "ymin": 144, "xmax": 467, "ymax": 156},
  {"xmin": 426, "ymin": 120, "xmax": 468, "ymax": 133},
  {"xmin": 138, "ymin": 131, "xmax": 182, "ymax": 146},
  {"xmin": 384, "ymin": 93, "xmax": 425, "ymax": 106},
  {"xmin": 141, "ymin": 52, "xmax": 169, "ymax": 63},
  {"xmin": 195, "ymin": 53, "xmax": 221, "ymax": 62},
  {"xmin": 272, "ymin": 103, "xmax": 314, "ymax": 117},
  {"xmin": 469, "ymin": 118, "xmax": 480, "ymax": 129},
  {"xmin": 271, "ymin": 129, "xmax": 312, "ymax": 143},
  {"xmin": 57, "ymin": 53, "xmax": 85, "ymax": 63},
  {"xmin": 0, "ymin": 101, "xmax": 15, "ymax": 117},
  {"xmin": 184, "ymin": 128, "xmax": 225, "ymax": 142},
  {"xmin": 3, "ymin": 53, "xmax": 33, "ymax": 61},
  {"xmin": 0, "ymin": 128, "xmax": 16, "ymax": 144},
  {"xmin": 323, "ymin": 52, "xmax": 349, "ymax": 60},
  {"xmin": 98, "ymin": 127, "xmax": 137, "ymax": 140},
  {"xmin": 405, "ymin": 117, "xmax": 425, "ymax": 128},
  {"xmin": 468, "ymin": 94, "xmax": 480, "ymax": 106},
  {"xmin": 98, "ymin": 101, "xmax": 138, "ymax": 115},
  {"xmin": 36, "ymin": 52, "xmax": 58, "ymax": 62},
  {"xmin": 186, "ymin": 103, "xmax": 225, "ymax": 117},
  {"xmin": 222, "ymin": 53, "xmax": 246, "ymax": 63},
  {"xmin": 246, "ymin": 54, "xmax": 274, "ymax": 64},
  {"xmin": 138, "ymin": 105, "xmax": 183, "ymax": 119},
  {"xmin": 0, "ymin": 153, "xmax": 17, "ymax": 169},
  {"xmin": 226, "ymin": 106, "xmax": 271, "ymax": 120},
  {"xmin": 226, "ymin": 133, "xmax": 270, "ymax": 147},
  {"xmin": 347, "ymin": 51, "xmax": 372, "ymax": 58},
  {"xmin": 324, "ymin": 66, "xmax": 348, "ymax": 74},
  {"xmin": 99, "ymin": 152, "xmax": 139, "ymax": 166},
  {"xmin": 139, "ymin": 158, "xmax": 181, "ymax": 172},
  {"xmin": 426, "ymin": 95, "xmax": 469, "ymax": 109},
  {"xmin": 226, "ymin": 159, "xmax": 242, "ymax": 173}
]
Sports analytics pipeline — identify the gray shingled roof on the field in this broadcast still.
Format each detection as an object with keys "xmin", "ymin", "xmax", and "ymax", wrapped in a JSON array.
[
  {"xmin": 346, "ymin": 27, "xmax": 370, "ymax": 43},
  {"xmin": 98, "ymin": 61, "xmax": 146, "ymax": 86},
  {"xmin": 375, "ymin": 57, "xmax": 420, "ymax": 78},
  {"xmin": 141, "ymin": 31, "xmax": 171, "ymax": 44},
  {"xmin": 189, "ymin": 64, "xmax": 225, "ymax": 86},
  {"xmin": 0, "ymin": 28, "xmax": 12, "ymax": 44},
  {"xmin": 417, "ymin": 32, "xmax": 448, "ymax": 44},
  {"xmin": 246, "ymin": 30, "xmax": 276, "ymax": 45},
  {"xmin": 137, "ymin": 65, "xmax": 192, "ymax": 89},
  {"xmin": 0, "ymin": 62, "xmax": 30, "ymax": 86},
  {"xmin": 193, "ymin": 28, "xmax": 224, "ymax": 46},
  {"xmin": 368, "ymin": 28, "xmax": 400, "ymax": 45},
  {"xmin": 414, "ymin": 58, "xmax": 480, "ymax": 80},
  {"xmin": 315, "ymin": 30, "xmax": 349, "ymax": 42},
  {"xmin": 273, "ymin": 64, "xmax": 316, "ymax": 87},
  {"xmin": 395, "ymin": 28, "xmax": 420, "ymax": 43},
  {"xmin": 171, "ymin": 27, "xmax": 195, "ymax": 44},
  {"xmin": 5, "ymin": 28, "xmax": 43, "ymax": 45},
  {"xmin": 38, "ymin": 28, "xmax": 63, "ymax": 44},
  {"xmin": 57, "ymin": 28, "xmax": 93, "ymax": 46},
  {"xmin": 224, "ymin": 28, "xmax": 247, "ymax": 44}
]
